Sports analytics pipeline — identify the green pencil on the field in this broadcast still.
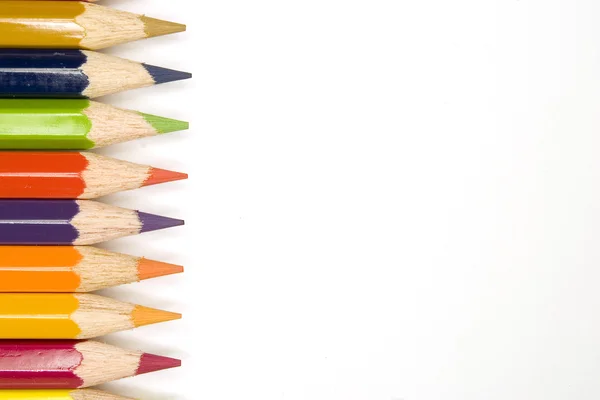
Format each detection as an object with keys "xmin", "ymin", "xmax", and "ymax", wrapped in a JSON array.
[{"xmin": 0, "ymin": 99, "xmax": 189, "ymax": 149}]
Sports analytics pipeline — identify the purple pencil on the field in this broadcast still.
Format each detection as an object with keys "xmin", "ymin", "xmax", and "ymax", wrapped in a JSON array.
[{"xmin": 0, "ymin": 200, "xmax": 184, "ymax": 245}]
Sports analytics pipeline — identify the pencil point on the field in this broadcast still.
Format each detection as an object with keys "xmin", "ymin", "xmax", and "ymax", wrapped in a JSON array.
[
  {"xmin": 137, "ymin": 211, "xmax": 184, "ymax": 233},
  {"xmin": 132, "ymin": 305, "xmax": 182, "ymax": 328},
  {"xmin": 143, "ymin": 64, "xmax": 192, "ymax": 84},
  {"xmin": 141, "ymin": 16, "xmax": 186, "ymax": 38},
  {"xmin": 138, "ymin": 258, "xmax": 184, "ymax": 281},
  {"xmin": 137, "ymin": 353, "xmax": 182, "ymax": 375},
  {"xmin": 144, "ymin": 168, "xmax": 188, "ymax": 187},
  {"xmin": 140, "ymin": 113, "xmax": 189, "ymax": 134}
]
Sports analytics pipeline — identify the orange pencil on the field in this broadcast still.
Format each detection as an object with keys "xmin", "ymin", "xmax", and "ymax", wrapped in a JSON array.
[{"xmin": 0, "ymin": 246, "xmax": 183, "ymax": 292}]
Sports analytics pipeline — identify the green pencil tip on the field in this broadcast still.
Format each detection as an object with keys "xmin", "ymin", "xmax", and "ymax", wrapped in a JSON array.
[{"xmin": 140, "ymin": 113, "xmax": 189, "ymax": 134}]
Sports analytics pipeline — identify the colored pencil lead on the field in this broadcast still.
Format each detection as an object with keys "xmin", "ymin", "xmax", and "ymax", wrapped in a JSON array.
[
  {"xmin": 132, "ymin": 305, "xmax": 182, "ymax": 328},
  {"xmin": 140, "ymin": 113, "xmax": 190, "ymax": 134},
  {"xmin": 142, "ymin": 64, "xmax": 193, "ymax": 85},
  {"xmin": 137, "ymin": 353, "xmax": 183, "ymax": 375},
  {"xmin": 138, "ymin": 258, "xmax": 184, "ymax": 281}
]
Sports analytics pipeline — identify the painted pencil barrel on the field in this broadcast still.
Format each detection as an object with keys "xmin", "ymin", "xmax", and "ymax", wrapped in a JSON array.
[
  {"xmin": 0, "ymin": 200, "xmax": 184, "ymax": 245},
  {"xmin": 0, "ymin": 50, "xmax": 191, "ymax": 98},
  {"xmin": 0, "ymin": 340, "xmax": 181, "ymax": 388},
  {"xmin": 0, "ymin": 99, "xmax": 188, "ymax": 149},
  {"xmin": 0, "ymin": 293, "xmax": 181, "ymax": 338},
  {"xmin": 0, "ymin": 2, "xmax": 185, "ymax": 50},
  {"xmin": 0, "ymin": 390, "xmax": 132, "ymax": 400},
  {"xmin": 0, "ymin": 152, "xmax": 187, "ymax": 199},
  {"xmin": 0, "ymin": 246, "xmax": 183, "ymax": 292}
]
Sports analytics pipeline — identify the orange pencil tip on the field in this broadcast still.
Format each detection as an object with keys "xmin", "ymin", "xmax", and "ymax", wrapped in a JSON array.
[
  {"xmin": 138, "ymin": 258, "xmax": 184, "ymax": 280},
  {"xmin": 132, "ymin": 305, "xmax": 182, "ymax": 327},
  {"xmin": 144, "ymin": 168, "xmax": 188, "ymax": 187}
]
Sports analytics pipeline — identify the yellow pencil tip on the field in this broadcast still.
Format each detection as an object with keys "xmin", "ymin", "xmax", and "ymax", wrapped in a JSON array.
[
  {"xmin": 142, "ymin": 16, "xmax": 187, "ymax": 38},
  {"xmin": 132, "ymin": 305, "xmax": 182, "ymax": 327}
]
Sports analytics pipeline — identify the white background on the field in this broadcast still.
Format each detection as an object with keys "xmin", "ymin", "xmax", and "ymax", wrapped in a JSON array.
[{"xmin": 92, "ymin": 1, "xmax": 600, "ymax": 399}]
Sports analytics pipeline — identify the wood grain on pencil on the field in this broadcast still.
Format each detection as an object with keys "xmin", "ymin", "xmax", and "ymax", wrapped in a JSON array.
[
  {"xmin": 0, "ymin": 293, "xmax": 181, "ymax": 338},
  {"xmin": 0, "ymin": 340, "xmax": 180, "ymax": 388},
  {"xmin": 0, "ymin": 200, "xmax": 184, "ymax": 245},
  {"xmin": 0, "ymin": 99, "xmax": 188, "ymax": 150},
  {"xmin": 0, "ymin": 2, "xmax": 186, "ymax": 49},
  {"xmin": 0, "ymin": 50, "xmax": 191, "ymax": 98},
  {"xmin": 0, "ymin": 152, "xmax": 187, "ymax": 199},
  {"xmin": 0, "ymin": 246, "xmax": 183, "ymax": 292}
]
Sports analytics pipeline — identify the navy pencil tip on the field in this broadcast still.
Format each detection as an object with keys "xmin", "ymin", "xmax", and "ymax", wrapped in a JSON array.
[
  {"xmin": 143, "ymin": 63, "xmax": 192, "ymax": 85},
  {"xmin": 138, "ymin": 211, "xmax": 185, "ymax": 233}
]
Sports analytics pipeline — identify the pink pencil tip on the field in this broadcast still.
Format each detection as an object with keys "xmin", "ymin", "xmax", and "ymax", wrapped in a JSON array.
[{"xmin": 137, "ymin": 353, "xmax": 182, "ymax": 375}]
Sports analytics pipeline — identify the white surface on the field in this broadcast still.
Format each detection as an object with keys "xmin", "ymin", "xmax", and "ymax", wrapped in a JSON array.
[{"xmin": 94, "ymin": 1, "xmax": 600, "ymax": 399}]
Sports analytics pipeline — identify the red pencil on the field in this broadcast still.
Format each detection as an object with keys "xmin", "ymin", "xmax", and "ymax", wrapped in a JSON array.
[
  {"xmin": 0, "ymin": 152, "xmax": 187, "ymax": 199},
  {"xmin": 0, "ymin": 340, "xmax": 181, "ymax": 388}
]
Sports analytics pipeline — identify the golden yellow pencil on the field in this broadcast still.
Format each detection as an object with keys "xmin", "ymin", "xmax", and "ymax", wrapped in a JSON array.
[
  {"xmin": 0, "ymin": 390, "xmax": 132, "ymax": 400},
  {"xmin": 0, "ymin": 2, "xmax": 186, "ymax": 49},
  {"xmin": 0, "ymin": 293, "xmax": 181, "ymax": 339}
]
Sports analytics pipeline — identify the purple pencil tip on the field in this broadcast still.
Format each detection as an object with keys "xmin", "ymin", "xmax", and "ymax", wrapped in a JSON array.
[{"xmin": 137, "ymin": 211, "xmax": 185, "ymax": 233}]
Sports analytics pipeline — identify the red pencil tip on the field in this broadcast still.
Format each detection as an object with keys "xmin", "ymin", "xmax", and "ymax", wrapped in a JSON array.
[
  {"xmin": 144, "ymin": 168, "xmax": 188, "ymax": 187},
  {"xmin": 137, "ymin": 353, "xmax": 182, "ymax": 375}
]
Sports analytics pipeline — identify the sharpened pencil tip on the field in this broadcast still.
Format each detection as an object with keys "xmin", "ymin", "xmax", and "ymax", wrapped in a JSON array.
[
  {"xmin": 141, "ymin": 16, "xmax": 186, "ymax": 38},
  {"xmin": 137, "ymin": 211, "xmax": 184, "ymax": 233},
  {"xmin": 140, "ymin": 113, "xmax": 189, "ymax": 134},
  {"xmin": 137, "ymin": 353, "xmax": 182, "ymax": 375},
  {"xmin": 138, "ymin": 258, "xmax": 184, "ymax": 281},
  {"xmin": 144, "ymin": 168, "xmax": 188, "ymax": 187},
  {"xmin": 142, "ymin": 64, "xmax": 192, "ymax": 84},
  {"xmin": 132, "ymin": 305, "xmax": 182, "ymax": 328}
]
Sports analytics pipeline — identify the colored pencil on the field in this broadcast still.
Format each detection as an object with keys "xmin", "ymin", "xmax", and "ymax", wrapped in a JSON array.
[
  {"xmin": 0, "ymin": 152, "xmax": 188, "ymax": 199},
  {"xmin": 0, "ymin": 99, "xmax": 188, "ymax": 149},
  {"xmin": 0, "ymin": 246, "xmax": 183, "ymax": 292},
  {"xmin": 0, "ymin": 2, "xmax": 186, "ymax": 50},
  {"xmin": 0, "ymin": 340, "xmax": 181, "ymax": 388},
  {"xmin": 0, "ymin": 293, "xmax": 181, "ymax": 338},
  {"xmin": 0, "ymin": 50, "xmax": 192, "ymax": 98},
  {"xmin": 0, "ymin": 390, "xmax": 132, "ymax": 400},
  {"xmin": 0, "ymin": 200, "xmax": 184, "ymax": 245}
]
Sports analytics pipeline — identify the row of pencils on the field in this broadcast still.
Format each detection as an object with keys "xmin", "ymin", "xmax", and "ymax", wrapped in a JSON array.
[{"xmin": 0, "ymin": 1, "xmax": 190, "ymax": 399}]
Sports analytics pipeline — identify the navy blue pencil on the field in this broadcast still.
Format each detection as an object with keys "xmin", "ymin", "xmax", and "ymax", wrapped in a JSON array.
[{"xmin": 0, "ymin": 49, "xmax": 192, "ymax": 98}]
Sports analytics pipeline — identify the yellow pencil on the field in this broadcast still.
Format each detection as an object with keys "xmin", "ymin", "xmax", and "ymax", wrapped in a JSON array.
[
  {"xmin": 0, "ymin": 1, "xmax": 186, "ymax": 49},
  {"xmin": 0, "ymin": 293, "xmax": 181, "ymax": 339},
  {"xmin": 0, "ymin": 390, "xmax": 131, "ymax": 400}
]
